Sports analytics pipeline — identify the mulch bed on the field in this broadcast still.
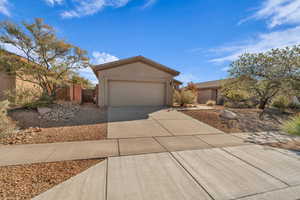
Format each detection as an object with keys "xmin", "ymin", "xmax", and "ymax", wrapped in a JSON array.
[{"xmin": 0, "ymin": 159, "xmax": 103, "ymax": 200}]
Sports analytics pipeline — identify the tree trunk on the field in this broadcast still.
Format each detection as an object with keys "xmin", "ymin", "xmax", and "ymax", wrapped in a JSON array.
[{"xmin": 258, "ymin": 99, "xmax": 268, "ymax": 110}]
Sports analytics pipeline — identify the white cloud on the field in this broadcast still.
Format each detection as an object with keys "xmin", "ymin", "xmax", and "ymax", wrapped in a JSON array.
[
  {"xmin": 92, "ymin": 51, "xmax": 119, "ymax": 64},
  {"xmin": 77, "ymin": 51, "xmax": 119, "ymax": 84},
  {"xmin": 44, "ymin": 0, "xmax": 64, "ymax": 6},
  {"xmin": 142, "ymin": 0, "xmax": 156, "ymax": 9},
  {"xmin": 61, "ymin": 0, "xmax": 131, "ymax": 18},
  {"xmin": 210, "ymin": 26, "xmax": 300, "ymax": 63},
  {"xmin": 244, "ymin": 0, "xmax": 300, "ymax": 28},
  {"xmin": 176, "ymin": 73, "xmax": 201, "ymax": 85},
  {"xmin": 77, "ymin": 67, "xmax": 99, "ymax": 84},
  {"xmin": 0, "ymin": 0, "xmax": 10, "ymax": 16}
]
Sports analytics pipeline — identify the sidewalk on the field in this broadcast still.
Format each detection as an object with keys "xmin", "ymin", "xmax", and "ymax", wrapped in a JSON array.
[
  {"xmin": 0, "ymin": 133, "xmax": 248, "ymax": 166},
  {"xmin": 32, "ymin": 145, "xmax": 300, "ymax": 200}
]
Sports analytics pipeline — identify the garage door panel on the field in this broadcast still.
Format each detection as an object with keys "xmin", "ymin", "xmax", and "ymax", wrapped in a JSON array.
[{"xmin": 108, "ymin": 81, "xmax": 165, "ymax": 106}]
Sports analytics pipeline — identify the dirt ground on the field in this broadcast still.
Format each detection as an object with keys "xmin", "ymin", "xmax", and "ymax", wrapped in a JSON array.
[
  {"xmin": 0, "ymin": 159, "xmax": 103, "ymax": 200},
  {"xmin": 0, "ymin": 104, "xmax": 107, "ymax": 145}
]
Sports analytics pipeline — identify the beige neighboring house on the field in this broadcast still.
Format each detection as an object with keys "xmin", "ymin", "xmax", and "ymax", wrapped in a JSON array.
[
  {"xmin": 195, "ymin": 80, "xmax": 224, "ymax": 104},
  {"xmin": 92, "ymin": 56, "xmax": 180, "ymax": 107}
]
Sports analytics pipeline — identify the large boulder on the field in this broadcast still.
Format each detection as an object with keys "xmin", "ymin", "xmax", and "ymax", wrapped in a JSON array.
[{"xmin": 220, "ymin": 110, "xmax": 238, "ymax": 120}]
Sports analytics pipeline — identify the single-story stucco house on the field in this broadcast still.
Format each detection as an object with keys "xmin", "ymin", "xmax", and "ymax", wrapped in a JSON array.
[
  {"xmin": 195, "ymin": 79, "xmax": 300, "ymax": 106},
  {"xmin": 92, "ymin": 56, "xmax": 180, "ymax": 107},
  {"xmin": 195, "ymin": 80, "xmax": 224, "ymax": 104}
]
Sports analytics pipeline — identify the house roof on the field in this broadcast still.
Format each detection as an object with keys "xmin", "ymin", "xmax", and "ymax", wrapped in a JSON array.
[
  {"xmin": 173, "ymin": 79, "xmax": 183, "ymax": 85},
  {"xmin": 92, "ymin": 56, "xmax": 180, "ymax": 76},
  {"xmin": 195, "ymin": 80, "xmax": 224, "ymax": 89}
]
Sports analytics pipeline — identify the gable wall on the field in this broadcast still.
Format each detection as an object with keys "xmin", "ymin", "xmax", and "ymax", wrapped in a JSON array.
[{"xmin": 97, "ymin": 62, "xmax": 173, "ymax": 80}]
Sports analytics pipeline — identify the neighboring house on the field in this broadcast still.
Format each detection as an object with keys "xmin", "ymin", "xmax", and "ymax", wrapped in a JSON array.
[
  {"xmin": 195, "ymin": 80, "xmax": 224, "ymax": 104},
  {"xmin": 92, "ymin": 56, "xmax": 180, "ymax": 107},
  {"xmin": 173, "ymin": 79, "xmax": 182, "ymax": 90}
]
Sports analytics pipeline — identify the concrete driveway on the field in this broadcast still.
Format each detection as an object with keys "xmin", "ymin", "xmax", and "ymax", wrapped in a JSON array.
[
  {"xmin": 107, "ymin": 107, "xmax": 223, "ymax": 138},
  {"xmin": 33, "ymin": 145, "xmax": 300, "ymax": 200}
]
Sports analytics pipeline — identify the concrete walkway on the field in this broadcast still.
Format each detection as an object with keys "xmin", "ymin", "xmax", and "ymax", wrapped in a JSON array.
[
  {"xmin": 32, "ymin": 145, "xmax": 300, "ymax": 200},
  {"xmin": 0, "ymin": 133, "xmax": 249, "ymax": 166},
  {"xmin": 0, "ymin": 107, "xmax": 242, "ymax": 167}
]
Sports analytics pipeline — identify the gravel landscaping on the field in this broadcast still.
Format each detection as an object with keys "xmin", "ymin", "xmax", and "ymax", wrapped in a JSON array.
[
  {"xmin": 0, "ymin": 159, "xmax": 103, "ymax": 200},
  {"xmin": 181, "ymin": 108, "xmax": 300, "ymax": 151},
  {"xmin": 181, "ymin": 108, "xmax": 292, "ymax": 133},
  {"xmin": 0, "ymin": 103, "xmax": 107, "ymax": 145}
]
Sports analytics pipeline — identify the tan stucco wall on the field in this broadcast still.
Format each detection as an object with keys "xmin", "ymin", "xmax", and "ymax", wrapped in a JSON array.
[
  {"xmin": 0, "ymin": 71, "xmax": 41, "ymax": 101},
  {"xmin": 97, "ymin": 62, "xmax": 175, "ymax": 107},
  {"xmin": 197, "ymin": 89, "xmax": 215, "ymax": 104},
  {"xmin": 197, "ymin": 88, "xmax": 223, "ymax": 104},
  {"xmin": 0, "ymin": 71, "xmax": 16, "ymax": 101}
]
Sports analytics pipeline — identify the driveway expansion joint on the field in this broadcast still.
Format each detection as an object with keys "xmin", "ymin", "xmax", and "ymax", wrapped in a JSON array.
[{"xmin": 221, "ymin": 147, "xmax": 290, "ymax": 187}]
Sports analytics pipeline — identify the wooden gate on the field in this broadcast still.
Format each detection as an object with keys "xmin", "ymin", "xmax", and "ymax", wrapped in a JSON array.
[{"xmin": 82, "ymin": 89, "xmax": 95, "ymax": 103}]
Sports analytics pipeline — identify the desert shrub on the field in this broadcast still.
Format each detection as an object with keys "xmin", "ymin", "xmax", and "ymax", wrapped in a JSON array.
[
  {"xmin": 272, "ymin": 96, "xmax": 290, "ymax": 111},
  {"xmin": 224, "ymin": 100, "xmax": 255, "ymax": 108},
  {"xmin": 173, "ymin": 90, "xmax": 182, "ymax": 105},
  {"xmin": 282, "ymin": 114, "xmax": 300, "ymax": 136},
  {"xmin": 288, "ymin": 102, "xmax": 300, "ymax": 110},
  {"xmin": 181, "ymin": 90, "xmax": 196, "ymax": 104},
  {"xmin": 206, "ymin": 100, "xmax": 216, "ymax": 106},
  {"xmin": 173, "ymin": 89, "xmax": 196, "ymax": 106},
  {"xmin": 23, "ymin": 94, "xmax": 53, "ymax": 109},
  {"xmin": 186, "ymin": 82, "xmax": 198, "ymax": 94},
  {"xmin": 0, "ymin": 100, "xmax": 15, "ymax": 138}
]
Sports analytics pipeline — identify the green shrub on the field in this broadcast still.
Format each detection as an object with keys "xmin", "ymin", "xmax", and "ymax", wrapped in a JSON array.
[
  {"xmin": 173, "ymin": 89, "xmax": 196, "ymax": 106},
  {"xmin": 282, "ymin": 114, "xmax": 300, "ymax": 136},
  {"xmin": 206, "ymin": 100, "xmax": 216, "ymax": 106},
  {"xmin": 23, "ymin": 94, "xmax": 53, "ymax": 109},
  {"xmin": 0, "ymin": 100, "xmax": 15, "ymax": 138},
  {"xmin": 224, "ymin": 101, "xmax": 254, "ymax": 108},
  {"xmin": 272, "ymin": 96, "xmax": 290, "ymax": 111},
  {"xmin": 288, "ymin": 103, "xmax": 300, "ymax": 110}
]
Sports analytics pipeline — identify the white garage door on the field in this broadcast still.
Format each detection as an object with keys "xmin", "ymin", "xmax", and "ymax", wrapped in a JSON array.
[{"xmin": 108, "ymin": 81, "xmax": 166, "ymax": 106}]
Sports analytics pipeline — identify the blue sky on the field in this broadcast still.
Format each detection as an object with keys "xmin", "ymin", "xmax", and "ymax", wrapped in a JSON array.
[{"xmin": 1, "ymin": 0, "xmax": 300, "ymax": 84}]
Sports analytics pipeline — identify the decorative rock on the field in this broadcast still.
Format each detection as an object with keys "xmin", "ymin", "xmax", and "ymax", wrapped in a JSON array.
[
  {"xmin": 220, "ymin": 110, "xmax": 238, "ymax": 120},
  {"xmin": 39, "ymin": 103, "xmax": 80, "ymax": 122},
  {"xmin": 37, "ymin": 107, "xmax": 52, "ymax": 115}
]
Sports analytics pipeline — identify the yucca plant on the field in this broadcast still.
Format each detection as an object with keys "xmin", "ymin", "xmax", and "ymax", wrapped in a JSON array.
[{"xmin": 282, "ymin": 114, "xmax": 300, "ymax": 136}]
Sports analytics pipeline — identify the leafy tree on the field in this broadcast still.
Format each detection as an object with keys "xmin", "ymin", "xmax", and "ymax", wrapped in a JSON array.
[
  {"xmin": 223, "ymin": 45, "xmax": 300, "ymax": 110},
  {"xmin": 0, "ymin": 18, "xmax": 89, "ymax": 98},
  {"xmin": 186, "ymin": 82, "xmax": 198, "ymax": 94},
  {"xmin": 71, "ymin": 73, "xmax": 95, "ymax": 89}
]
